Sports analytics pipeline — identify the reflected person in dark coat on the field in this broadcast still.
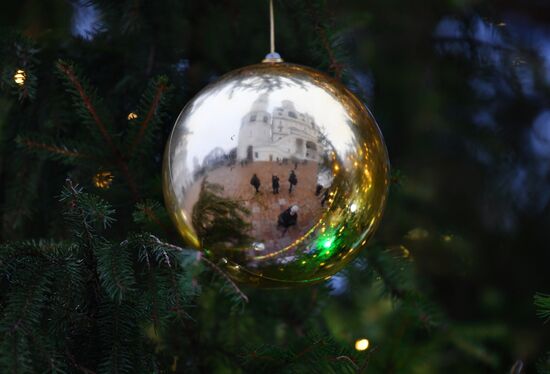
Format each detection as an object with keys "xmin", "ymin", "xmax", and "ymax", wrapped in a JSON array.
[
  {"xmin": 288, "ymin": 170, "xmax": 298, "ymax": 193},
  {"xmin": 272, "ymin": 175, "xmax": 280, "ymax": 194},
  {"xmin": 277, "ymin": 205, "xmax": 299, "ymax": 235},
  {"xmin": 250, "ymin": 173, "xmax": 261, "ymax": 193}
]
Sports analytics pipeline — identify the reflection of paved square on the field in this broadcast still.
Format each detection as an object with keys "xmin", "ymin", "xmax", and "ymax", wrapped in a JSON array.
[{"xmin": 183, "ymin": 161, "xmax": 324, "ymax": 253}]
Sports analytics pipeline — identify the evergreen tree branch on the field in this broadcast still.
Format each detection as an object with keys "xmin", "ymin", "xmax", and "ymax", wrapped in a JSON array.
[
  {"xmin": 243, "ymin": 334, "xmax": 360, "ymax": 372},
  {"xmin": 366, "ymin": 247, "xmax": 444, "ymax": 330},
  {"xmin": 56, "ymin": 60, "xmax": 140, "ymax": 200},
  {"xmin": 306, "ymin": 0, "xmax": 344, "ymax": 79},
  {"xmin": 62, "ymin": 179, "xmax": 115, "ymax": 239},
  {"xmin": 56, "ymin": 60, "xmax": 117, "ymax": 158},
  {"xmin": 535, "ymin": 293, "xmax": 550, "ymax": 323},
  {"xmin": 96, "ymin": 241, "xmax": 136, "ymax": 303},
  {"xmin": 66, "ymin": 348, "xmax": 97, "ymax": 374},
  {"xmin": 134, "ymin": 201, "xmax": 173, "ymax": 238},
  {"xmin": 201, "ymin": 255, "xmax": 249, "ymax": 304},
  {"xmin": 128, "ymin": 78, "xmax": 168, "ymax": 158},
  {"xmin": 148, "ymin": 235, "xmax": 249, "ymax": 303},
  {"xmin": 60, "ymin": 178, "xmax": 113, "ymax": 302},
  {"xmin": 17, "ymin": 136, "xmax": 91, "ymax": 161},
  {"xmin": 335, "ymin": 355, "xmax": 360, "ymax": 370}
]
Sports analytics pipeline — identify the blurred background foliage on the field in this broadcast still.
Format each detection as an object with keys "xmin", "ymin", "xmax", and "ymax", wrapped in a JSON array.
[{"xmin": 1, "ymin": 0, "xmax": 550, "ymax": 372}]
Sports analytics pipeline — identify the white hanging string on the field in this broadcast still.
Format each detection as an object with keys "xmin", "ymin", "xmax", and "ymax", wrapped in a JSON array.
[
  {"xmin": 264, "ymin": 0, "xmax": 282, "ymax": 62},
  {"xmin": 270, "ymin": 0, "xmax": 275, "ymax": 54}
]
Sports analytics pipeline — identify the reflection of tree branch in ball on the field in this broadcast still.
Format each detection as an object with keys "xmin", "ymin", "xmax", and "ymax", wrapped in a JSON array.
[{"xmin": 192, "ymin": 180, "xmax": 252, "ymax": 249}]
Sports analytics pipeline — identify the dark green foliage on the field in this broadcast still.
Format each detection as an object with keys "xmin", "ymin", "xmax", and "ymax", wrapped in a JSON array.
[
  {"xmin": 537, "ymin": 353, "xmax": 550, "ymax": 374},
  {"xmin": 535, "ymin": 293, "xmax": 550, "ymax": 323},
  {"xmin": 15, "ymin": 132, "xmax": 95, "ymax": 164},
  {"xmin": 124, "ymin": 75, "xmax": 171, "ymax": 161},
  {"xmin": 0, "ymin": 183, "xmax": 244, "ymax": 373},
  {"xmin": 0, "ymin": 34, "xmax": 38, "ymax": 101},
  {"xmin": 242, "ymin": 334, "xmax": 365, "ymax": 373}
]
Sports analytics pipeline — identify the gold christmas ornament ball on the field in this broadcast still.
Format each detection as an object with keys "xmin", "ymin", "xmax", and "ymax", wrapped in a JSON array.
[{"xmin": 163, "ymin": 62, "xmax": 389, "ymax": 287}]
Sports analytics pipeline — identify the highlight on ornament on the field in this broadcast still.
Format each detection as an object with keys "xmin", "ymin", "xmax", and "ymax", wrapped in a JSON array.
[
  {"xmin": 93, "ymin": 171, "xmax": 114, "ymax": 189},
  {"xmin": 355, "ymin": 338, "xmax": 370, "ymax": 351},
  {"xmin": 163, "ymin": 62, "xmax": 389, "ymax": 287},
  {"xmin": 13, "ymin": 69, "xmax": 26, "ymax": 86}
]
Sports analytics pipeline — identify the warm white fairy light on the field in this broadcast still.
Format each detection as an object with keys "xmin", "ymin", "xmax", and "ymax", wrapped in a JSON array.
[
  {"xmin": 355, "ymin": 338, "xmax": 369, "ymax": 351},
  {"xmin": 14, "ymin": 69, "xmax": 26, "ymax": 86}
]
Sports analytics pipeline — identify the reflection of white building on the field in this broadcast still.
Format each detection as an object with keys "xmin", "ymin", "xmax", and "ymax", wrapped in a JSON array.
[{"xmin": 237, "ymin": 94, "xmax": 323, "ymax": 162}]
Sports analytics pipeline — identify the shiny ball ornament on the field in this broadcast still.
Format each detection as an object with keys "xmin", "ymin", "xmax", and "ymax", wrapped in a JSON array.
[{"xmin": 163, "ymin": 61, "xmax": 389, "ymax": 287}]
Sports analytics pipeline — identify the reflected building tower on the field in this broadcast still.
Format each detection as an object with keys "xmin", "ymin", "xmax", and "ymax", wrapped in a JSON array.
[
  {"xmin": 237, "ymin": 94, "xmax": 323, "ymax": 162},
  {"xmin": 237, "ymin": 93, "xmax": 272, "ymax": 161}
]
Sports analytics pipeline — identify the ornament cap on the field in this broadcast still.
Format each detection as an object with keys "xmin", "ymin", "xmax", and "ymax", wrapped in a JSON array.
[{"xmin": 262, "ymin": 52, "xmax": 284, "ymax": 63}]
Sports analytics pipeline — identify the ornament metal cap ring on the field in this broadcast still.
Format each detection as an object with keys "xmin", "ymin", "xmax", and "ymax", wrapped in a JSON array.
[{"xmin": 262, "ymin": 52, "xmax": 284, "ymax": 63}]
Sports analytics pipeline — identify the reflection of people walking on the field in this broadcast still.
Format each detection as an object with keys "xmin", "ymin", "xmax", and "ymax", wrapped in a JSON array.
[
  {"xmin": 288, "ymin": 170, "xmax": 298, "ymax": 193},
  {"xmin": 277, "ymin": 205, "xmax": 299, "ymax": 235},
  {"xmin": 272, "ymin": 175, "xmax": 280, "ymax": 194},
  {"xmin": 250, "ymin": 173, "xmax": 260, "ymax": 193}
]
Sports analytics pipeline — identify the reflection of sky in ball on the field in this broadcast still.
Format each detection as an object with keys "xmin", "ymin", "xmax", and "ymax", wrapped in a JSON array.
[{"xmin": 180, "ymin": 78, "xmax": 357, "ymax": 173}]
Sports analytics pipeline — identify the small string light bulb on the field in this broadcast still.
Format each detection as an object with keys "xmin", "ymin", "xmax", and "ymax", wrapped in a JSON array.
[
  {"xmin": 13, "ymin": 69, "xmax": 26, "ymax": 86},
  {"xmin": 93, "ymin": 171, "xmax": 114, "ymax": 189},
  {"xmin": 127, "ymin": 112, "xmax": 138, "ymax": 120},
  {"xmin": 355, "ymin": 338, "xmax": 370, "ymax": 351}
]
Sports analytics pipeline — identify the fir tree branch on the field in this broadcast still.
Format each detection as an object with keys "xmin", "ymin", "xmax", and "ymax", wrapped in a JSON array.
[
  {"xmin": 135, "ymin": 201, "xmax": 172, "ymax": 237},
  {"xmin": 200, "ymin": 255, "xmax": 249, "ymax": 304},
  {"xmin": 56, "ymin": 61, "xmax": 117, "ymax": 159},
  {"xmin": 244, "ymin": 335, "xmax": 359, "ymax": 372},
  {"xmin": 56, "ymin": 60, "xmax": 140, "ymax": 200},
  {"xmin": 306, "ymin": 0, "xmax": 344, "ymax": 79},
  {"xmin": 128, "ymin": 79, "xmax": 167, "ymax": 158},
  {"xmin": 65, "ymin": 348, "xmax": 97, "ymax": 374},
  {"xmin": 63, "ymin": 179, "xmax": 98, "ymax": 245},
  {"xmin": 6, "ymin": 271, "xmax": 50, "ymax": 334},
  {"xmin": 148, "ymin": 235, "xmax": 249, "ymax": 303},
  {"xmin": 18, "ymin": 137, "xmax": 89, "ymax": 160},
  {"xmin": 335, "ymin": 355, "xmax": 359, "ymax": 370},
  {"xmin": 535, "ymin": 293, "xmax": 550, "ymax": 323},
  {"xmin": 61, "ymin": 178, "xmax": 113, "ymax": 301},
  {"xmin": 366, "ymin": 247, "xmax": 443, "ymax": 330}
]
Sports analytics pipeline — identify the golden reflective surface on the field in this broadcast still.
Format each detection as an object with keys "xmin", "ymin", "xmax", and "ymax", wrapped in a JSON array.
[{"xmin": 163, "ymin": 62, "xmax": 389, "ymax": 287}]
